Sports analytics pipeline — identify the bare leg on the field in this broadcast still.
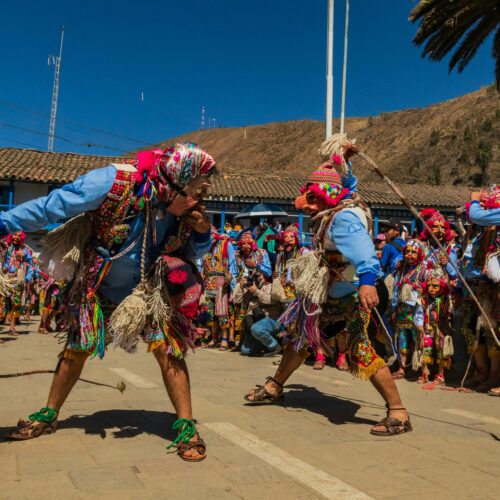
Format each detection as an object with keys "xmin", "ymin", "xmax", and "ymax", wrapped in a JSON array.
[
  {"xmin": 8, "ymin": 355, "xmax": 87, "ymax": 438},
  {"xmin": 153, "ymin": 347, "xmax": 193, "ymax": 419},
  {"xmin": 393, "ymin": 352, "xmax": 406, "ymax": 378},
  {"xmin": 370, "ymin": 366, "xmax": 409, "ymax": 432},
  {"xmin": 487, "ymin": 356, "xmax": 500, "ymax": 384},
  {"xmin": 208, "ymin": 326, "xmax": 218, "ymax": 347},
  {"xmin": 39, "ymin": 309, "xmax": 50, "ymax": 333},
  {"xmin": 9, "ymin": 313, "xmax": 17, "ymax": 335},
  {"xmin": 46, "ymin": 356, "xmax": 88, "ymax": 410},
  {"xmin": 154, "ymin": 347, "xmax": 204, "ymax": 459},
  {"xmin": 472, "ymin": 349, "xmax": 489, "ymax": 380},
  {"xmin": 247, "ymin": 343, "xmax": 308, "ymax": 400}
]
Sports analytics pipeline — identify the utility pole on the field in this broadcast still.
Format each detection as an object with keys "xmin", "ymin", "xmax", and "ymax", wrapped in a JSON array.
[
  {"xmin": 48, "ymin": 26, "xmax": 64, "ymax": 152},
  {"xmin": 325, "ymin": 0, "xmax": 334, "ymax": 139},
  {"xmin": 340, "ymin": 0, "xmax": 350, "ymax": 134}
]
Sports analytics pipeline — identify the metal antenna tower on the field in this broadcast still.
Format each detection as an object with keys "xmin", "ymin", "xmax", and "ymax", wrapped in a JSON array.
[
  {"xmin": 48, "ymin": 26, "xmax": 65, "ymax": 152},
  {"xmin": 201, "ymin": 106, "xmax": 205, "ymax": 129}
]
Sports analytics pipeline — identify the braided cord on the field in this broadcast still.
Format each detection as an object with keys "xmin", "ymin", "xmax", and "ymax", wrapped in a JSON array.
[
  {"xmin": 140, "ymin": 202, "xmax": 151, "ymax": 282},
  {"xmin": 28, "ymin": 407, "xmax": 58, "ymax": 423},
  {"xmin": 166, "ymin": 418, "xmax": 197, "ymax": 450}
]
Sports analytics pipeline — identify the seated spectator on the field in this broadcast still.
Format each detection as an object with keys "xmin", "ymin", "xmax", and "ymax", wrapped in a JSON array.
[{"xmin": 234, "ymin": 270, "xmax": 282, "ymax": 356}]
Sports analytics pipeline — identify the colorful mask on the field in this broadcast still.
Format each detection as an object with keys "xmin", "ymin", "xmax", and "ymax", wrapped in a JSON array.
[
  {"xmin": 423, "ymin": 264, "xmax": 448, "ymax": 297},
  {"xmin": 295, "ymin": 158, "xmax": 350, "ymax": 216},
  {"xmin": 7, "ymin": 231, "xmax": 26, "ymax": 246},
  {"xmin": 419, "ymin": 208, "xmax": 451, "ymax": 243},
  {"xmin": 403, "ymin": 239, "xmax": 426, "ymax": 266}
]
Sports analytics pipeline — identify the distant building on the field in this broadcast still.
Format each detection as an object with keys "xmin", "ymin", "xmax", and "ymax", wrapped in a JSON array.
[{"xmin": 0, "ymin": 147, "xmax": 470, "ymax": 250}]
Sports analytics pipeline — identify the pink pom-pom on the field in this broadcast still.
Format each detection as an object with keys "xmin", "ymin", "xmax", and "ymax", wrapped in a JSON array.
[{"xmin": 331, "ymin": 154, "xmax": 343, "ymax": 166}]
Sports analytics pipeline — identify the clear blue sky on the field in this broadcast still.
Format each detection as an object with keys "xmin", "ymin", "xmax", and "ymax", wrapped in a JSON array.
[{"xmin": 0, "ymin": 0, "xmax": 494, "ymax": 156}]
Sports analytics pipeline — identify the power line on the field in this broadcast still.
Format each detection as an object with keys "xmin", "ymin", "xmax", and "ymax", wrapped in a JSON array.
[
  {"xmin": 0, "ymin": 136, "xmax": 42, "ymax": 149},
  {"xmin": 0, "ymin": 99, "xmax": 152, "ymax": 147},
  {"xmin": 0, "ymin": 121, "xmax": 128, "ymax": 154}
]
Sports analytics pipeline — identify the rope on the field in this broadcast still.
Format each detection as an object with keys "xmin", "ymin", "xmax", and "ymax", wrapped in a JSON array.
[
  {"xmin": 140, "ymin": 202, "xmax": 151, "ymax": 282},
  {"xmin": 0, "ymin": 369, "xmax": 126, "ymax": 392}
]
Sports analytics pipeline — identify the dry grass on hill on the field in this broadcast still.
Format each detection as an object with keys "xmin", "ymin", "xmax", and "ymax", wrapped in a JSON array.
[{"xmin": 154, "ymin": 86, "xmax": 499, "ymax": 186}]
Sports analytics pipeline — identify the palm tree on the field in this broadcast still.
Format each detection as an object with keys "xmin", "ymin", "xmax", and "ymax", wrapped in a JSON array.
[{"xmin": 409, "ymin": 0, "xmax": 500, "ymax": 88}]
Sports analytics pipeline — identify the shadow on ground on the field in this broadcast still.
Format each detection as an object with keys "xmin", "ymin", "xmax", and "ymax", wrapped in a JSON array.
[
  {"xmin": 245, "ymin": 383, "xmax": 377, "ymax": 426},
  {"xmin": 0, "ymin": 409, "xmax": 178, "ymax": 443}
]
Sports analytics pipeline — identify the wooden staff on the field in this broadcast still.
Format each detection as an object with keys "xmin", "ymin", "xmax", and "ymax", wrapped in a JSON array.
[{"xmin": 356, "ymin": 151, "xmax": 499, "ymax": 348}]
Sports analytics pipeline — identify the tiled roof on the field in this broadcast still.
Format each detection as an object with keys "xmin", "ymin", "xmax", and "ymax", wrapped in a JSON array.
[
  {"xmin": 209, "ymin": 176, "xmax": 470, "ymax": 208},
  {"xmin": 0, "ymin": 148, "xmax": 128, "ymax": 183},
  {"xmin": 0, "ymin": 148, "xmax": 470, "ymax": 208}
]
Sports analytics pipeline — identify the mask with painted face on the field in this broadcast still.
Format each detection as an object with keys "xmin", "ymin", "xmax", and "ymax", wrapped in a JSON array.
[
  {"xmin": 419, "ymin": 208, "xmax": 451, "ymax": 243},
  {"xmin": 294, "ymin": 158, "xmax": 350, "ymax": 217},
  {"xmin": 403, "ymin": 239, "xmax": 426, "ymax": 266}
]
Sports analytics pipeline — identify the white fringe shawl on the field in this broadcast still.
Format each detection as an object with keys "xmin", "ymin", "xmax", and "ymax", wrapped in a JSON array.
[{"xmin": 40, "ymin": 214, "xmax": 92, "ymax": 281}]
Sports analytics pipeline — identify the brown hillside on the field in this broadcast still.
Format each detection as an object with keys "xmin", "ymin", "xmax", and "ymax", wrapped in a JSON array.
[{"xmin": 155, "ymin": 86, "xmax": 499, "ymax": 186}]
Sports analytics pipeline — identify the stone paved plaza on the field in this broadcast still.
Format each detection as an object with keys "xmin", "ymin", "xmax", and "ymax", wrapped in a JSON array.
[{"xmin": 0, "ymin": 320, "xmax": 498, "ymax": 499}]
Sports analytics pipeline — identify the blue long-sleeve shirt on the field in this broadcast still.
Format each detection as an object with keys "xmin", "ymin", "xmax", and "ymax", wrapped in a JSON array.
[
  {"xmin": 380, "ymin": 237, "xmax": 405, "ymax": 275},
  {"xmin": 328, "ymin": 209, "xmax": 383, "ymax": 298},
  {"xmin": 462, "ymin": 201, "xmax": 500, "ymax": 281},
  {"xmin": 0, "ymin": 165, "xmax": 211, "ymax": 304},
  {"xmin": 469, "ymin": 201, "xmax": 500, "ymax": 226}
]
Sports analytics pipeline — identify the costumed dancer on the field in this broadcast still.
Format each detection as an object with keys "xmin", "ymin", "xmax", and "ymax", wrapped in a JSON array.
[
  {"xmin": 272, "ymin": 225, "xmax": 307, "ymax": 306},
  {"xmin": 201, "ymin": 226, "xmax": 237, "ymax": 350},
  {"xmin": 418, "ymin": 208, "xmax": 458, "ymax": 280},
  {"xmin": 391, "ymin": 239, "xmax": 427, "ymax": 380},
  {"xmin": 245, "ymin": 135, "xmax": 412, "ymax": 436},
  {"xmin": 1, "ymin": 143, "xmax": 216, "ymax": 462},
  {"xmin": 460, "ymin": 188, "xmax": 499, "ymax": 393},
  {"xmin": 413, "ymin": 265, "xmax": 453, "ymax": 386},
  {"xmin": 233, "ymin": 232, "xmax": 272, "ymax": 341},
  {"xmin": 2, "ymin": 231, "xmax": 33, "ymax": 335}
]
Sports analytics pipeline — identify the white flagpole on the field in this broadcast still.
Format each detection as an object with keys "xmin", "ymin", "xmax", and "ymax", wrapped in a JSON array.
[
  {"xmin": 340, "ymin": 0, "xmax": 349, "ymax": 134},
  {"xmin": 326, "ymin": 0, "xmax": 334, "ymax": 139}
]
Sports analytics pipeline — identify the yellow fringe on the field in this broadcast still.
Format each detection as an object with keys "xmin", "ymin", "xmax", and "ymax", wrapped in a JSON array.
[
  {"xmin": 147, "ymin": 340, "xmax": 167, "ymax": 353},
  {"xmin": 470, "ymin": 344, "xmax": 487, "ymax": 355},
  {"xmin": 59, "ymin": 348, "xmax": 91, "ymax": 360},
  {"xmin": 349, "ymin": 356, "xmax": 386, "ymax": 381},
  {"xmin": 488, "ymin": 349, "xmax": 500, "ymax": 360}
]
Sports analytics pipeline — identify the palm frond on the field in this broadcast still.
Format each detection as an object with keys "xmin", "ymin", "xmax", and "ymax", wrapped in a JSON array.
[{"xmin": 410, "ymin": 0, "xmax": 500, "ymax": 87}]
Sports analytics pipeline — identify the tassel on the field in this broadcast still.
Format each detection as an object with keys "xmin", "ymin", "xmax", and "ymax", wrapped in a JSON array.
[
  {"xmin": 318, "ymin": 133, "xmax": 355, "ymax": 176},
  {"xmin": 0, "ymin": 271, "xmax": 15, "ymax": 296},
  {"xmin": 443, "ymin": 335, "xmax": 454, "ymax": 358},
  {"xmin": 485, "ymin": 252, "xmax": 500, "ymax": 283},
  {"xmin": 40, "ymin": 214, "xmax": 92, "ymax": 281},
  {"xmin": 145, "ymin": 262, "xmax": 172, "ymax": 326},
  {"xmin": 384, "ymin": 274, "xmax": 395, "ymax": 299},
  {"xmin": 109, "ymin": 283, "xmax": 148, "ymax": 352},
  {"xmin": 412, "ymin": 349, "xmax": 423, "ymax": 371},
  {"xmin": 288, "ymin": 251, "xmax": 329, "ymax": 306},
  {"xmin": 271, "ymin": 277, "xmax": 287, "ymax": 303}
]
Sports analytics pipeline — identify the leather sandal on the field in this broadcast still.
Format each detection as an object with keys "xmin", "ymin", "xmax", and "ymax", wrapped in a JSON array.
[
  {"xmin": 7, "ymin": 407, "xmax": 59, "ymax": 440},
  {"xmin": 370, "ymin": 407, "xmax": 412, "ymax": 436},
  {"xmin": 177, "ymin": 433, "xmax": 207, "ymax": 462},
  {"xmin": 244, "ymin": 376, "xmax": 284, "ymax": 403},
  {"xmin": 166, "ymin": 418, "xmax": 207, "ymax": 462}
]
